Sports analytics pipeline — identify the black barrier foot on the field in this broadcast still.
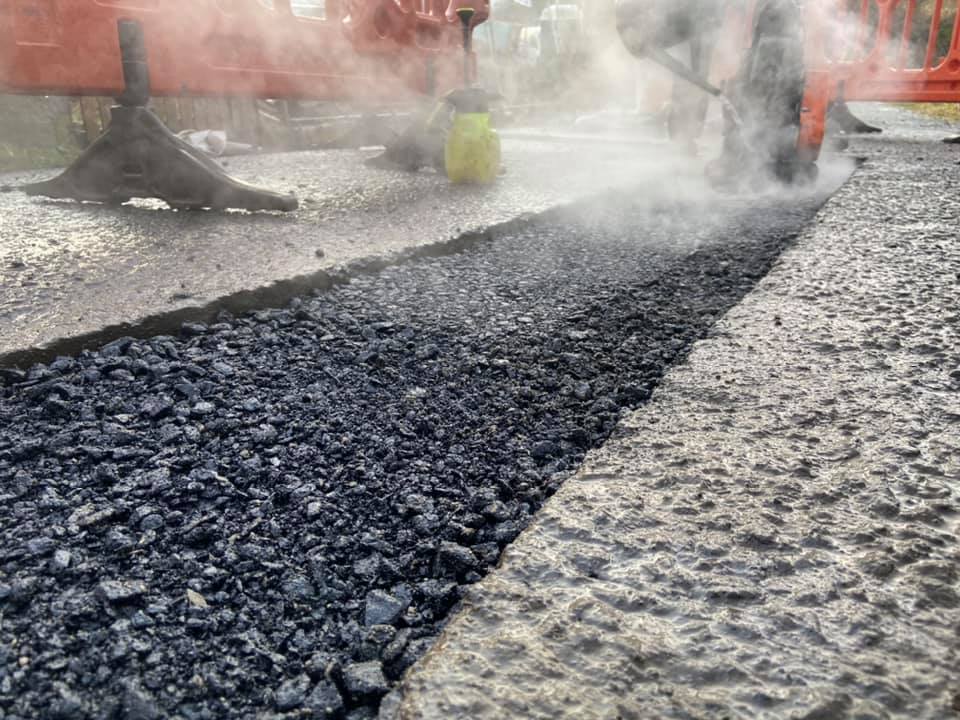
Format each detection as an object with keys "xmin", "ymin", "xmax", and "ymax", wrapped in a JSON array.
[
  {"xmin": 22, "ymin": 18, "xmax": 296, "ymax": 212},
  {"xmin": 22, "ymin": 105, "xmax": 298, "ymax": 211},
  {"xmin": 829, "ymin": 100, "xmax": 882, "ymax": 135},
  {"xmin": 365, "ymin": 103, "xmax": 448, "ymax": 172}
]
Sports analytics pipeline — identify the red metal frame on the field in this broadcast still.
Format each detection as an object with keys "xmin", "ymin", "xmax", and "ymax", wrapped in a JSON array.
[
  {"xmin": 800, "ymin": 0, "xmax": 960, "ymax": 157},
  {"xmin": 724, "ymin": 0, "xmax": 960, "ymax": 161},
  {"xmin": 0, "ymin": 0, "xmax": 488, "ymax": 101},
  {"xmin": 819, "ymin": 0, "xmax": 960, "ymax": 102}
]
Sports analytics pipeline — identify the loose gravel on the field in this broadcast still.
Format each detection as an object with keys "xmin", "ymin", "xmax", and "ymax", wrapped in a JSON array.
[{"xmin": 0, "ymin": 180, "xmax": 840, "ymax": 719}]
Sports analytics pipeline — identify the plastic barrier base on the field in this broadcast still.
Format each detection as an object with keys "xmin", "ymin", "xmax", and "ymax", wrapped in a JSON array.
[{"xmin": 23, "ymin": 105, "xmax": 298, "ymax": 212}]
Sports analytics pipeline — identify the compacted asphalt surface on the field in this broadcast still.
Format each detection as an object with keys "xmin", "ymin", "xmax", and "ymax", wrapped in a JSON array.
[
  {"xmin": 0, "ymin": 135, "xmax": 665, "ymax": 365},
  {"xmin": 0, "ymin": 147, "xmax": 851, "ymax": 719}
]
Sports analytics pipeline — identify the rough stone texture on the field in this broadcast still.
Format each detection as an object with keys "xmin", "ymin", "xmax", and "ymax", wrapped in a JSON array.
[
  {"xmin": 0, "ymin": 150, "xmax": 848, "ymax": 717},
  {"xmin": 390, "ymin": 108, "xmax": 960, "ymax": 719},
  {"xmin": 0, "ymin": 135, "xmax": 673, "ymax": 363},
  {"xmin": 344, "ymin": 661, "xmax": 390, "ymax": 700}
]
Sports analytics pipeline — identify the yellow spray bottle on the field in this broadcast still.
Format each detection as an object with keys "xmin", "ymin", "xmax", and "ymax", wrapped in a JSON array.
[
  {"xmin": 444, "ymin": 7, "xmax": 501, "ymax": 185},
  {"xmin": 443, "ymin": 87, "xmax": 501, "ymax": 185}
]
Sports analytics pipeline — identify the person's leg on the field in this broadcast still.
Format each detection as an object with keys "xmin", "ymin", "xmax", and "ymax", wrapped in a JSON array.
[
  {"xmin": 708, "ymin": 0, "xmax": 817, "ymax": 187},
  {"xmin": 666, "ymin": 33, "xmax": 715, "ymax": 152}
]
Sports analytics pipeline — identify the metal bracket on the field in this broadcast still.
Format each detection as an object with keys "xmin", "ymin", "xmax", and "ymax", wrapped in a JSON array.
[{"xmin": 22, "ymin": 20, "xmax": 298, "ymax": 212}]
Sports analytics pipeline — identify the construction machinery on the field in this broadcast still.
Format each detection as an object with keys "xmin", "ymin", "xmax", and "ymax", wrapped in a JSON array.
[
  {"xmin": 4, "ymin": 0, "xmax": 960, "ymax": 208},
  {"xmin": 365, "ymin": 0, "xmax": 501, "ymax": 181}
]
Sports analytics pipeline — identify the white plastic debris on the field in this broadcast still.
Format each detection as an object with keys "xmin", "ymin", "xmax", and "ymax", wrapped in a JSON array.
[{"xmin": 178, "ymin": 129, "xmax": 255, "ymax": 157}]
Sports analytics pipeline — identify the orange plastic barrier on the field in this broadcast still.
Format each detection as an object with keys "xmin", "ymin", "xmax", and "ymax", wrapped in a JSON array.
[
  {"xmin": 794, "ymin": 0, "xmax": 960, "ymax": 157},
  {"xmin": 716, "ymin": 0, "xmax": 960, "ymax": 162},
  {"xmin": 810, "ymin": 0, "xmax": 960, "ymax": 102},
  {"xmin": 0, "ymin": 0, "xmax": 488, "ymax": 101}
]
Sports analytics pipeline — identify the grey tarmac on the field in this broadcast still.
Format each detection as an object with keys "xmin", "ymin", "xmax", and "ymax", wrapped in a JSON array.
[{"xmin": 1, "ymin": 104, "xmax": 955, "ymax": 720}]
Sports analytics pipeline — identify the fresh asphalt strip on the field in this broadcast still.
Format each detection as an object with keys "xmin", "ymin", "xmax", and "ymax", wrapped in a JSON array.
[{"xmin": 0, "ymin": 172, "xmax": 850, "ymax": 719}]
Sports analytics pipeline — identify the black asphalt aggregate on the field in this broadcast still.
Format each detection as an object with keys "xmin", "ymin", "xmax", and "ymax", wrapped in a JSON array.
[
  {"xmin": 386, "ymin": 108, "xmax": 960, "ymax": 720},
  {"xmin": 0, "ymin": 172, "xmax": 847, "ymax": 719}
]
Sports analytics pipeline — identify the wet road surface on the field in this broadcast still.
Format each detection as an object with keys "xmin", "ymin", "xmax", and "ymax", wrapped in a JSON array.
[{"xmin": 0, "ymin": 135, "xmax": 673, "ymax": 366}]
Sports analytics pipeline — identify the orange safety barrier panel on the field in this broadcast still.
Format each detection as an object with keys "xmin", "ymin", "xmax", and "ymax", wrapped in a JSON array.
[
  {"xmin": 797, "ymin": 0, "xmax": 960, "ymax": 158},
  {"xmin": 809, "ymin": 0, "xmax": 960, "ymax": 102},
  {"xmin": 0, "ymin": 0, "xmax": 488, "ymax": 101},
  {"xmin": 712, "ymin": 0, "xmax": 960, "ymax": 163}
]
